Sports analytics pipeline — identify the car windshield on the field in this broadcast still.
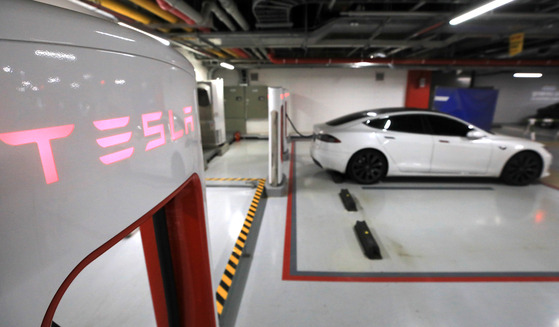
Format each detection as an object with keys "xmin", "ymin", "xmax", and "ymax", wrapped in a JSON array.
[{"xmin": 326, "ymin": 108, "xmax": 420, "ymax": 126}]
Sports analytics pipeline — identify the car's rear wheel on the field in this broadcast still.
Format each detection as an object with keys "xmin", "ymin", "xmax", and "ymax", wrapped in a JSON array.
[
  {"xmin": 501, "ymin": 151, "xmax": 543, "ymax": 186},
  {"xmin": 347, "ymin": 149, "xmax": 387, "ymax": 184}
]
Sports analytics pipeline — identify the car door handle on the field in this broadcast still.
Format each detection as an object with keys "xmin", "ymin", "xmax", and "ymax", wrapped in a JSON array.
[
  {"xmin": 439, "ymin": 140, "xmax": 450, "ymax": 143},
  {"xmin": 384, "ymin": 136, "xmax": 395, "ymax": 140}
]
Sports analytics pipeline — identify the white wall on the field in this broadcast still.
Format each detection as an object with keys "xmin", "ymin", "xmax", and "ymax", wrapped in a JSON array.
[
  {"xmin": 248, "ymin": 68, "xmax": 407, "ymax": 133},
  {"xmin": 475, "ymin": 72, "xmax": 559, "ymax": 124},
  {"xmin": 212, "ymin": 68, "xmax": 242, "ymax": 85}
]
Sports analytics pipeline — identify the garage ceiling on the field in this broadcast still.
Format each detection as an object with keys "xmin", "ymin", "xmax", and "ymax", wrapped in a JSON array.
[{"xmin": 86, "ymin": 0, "xmax": 559, "ymax": 70}]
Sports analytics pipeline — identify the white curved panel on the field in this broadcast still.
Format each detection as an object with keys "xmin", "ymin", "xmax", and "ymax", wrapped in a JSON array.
[{"xmin": 0, "ymin": 1, "xmax": 205, "ymax": 326}]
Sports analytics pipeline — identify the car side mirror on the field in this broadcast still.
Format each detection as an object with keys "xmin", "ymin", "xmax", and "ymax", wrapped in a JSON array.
[{"xmin": 466, "ymin": 130, "xmax": 485, "ymax": 139}]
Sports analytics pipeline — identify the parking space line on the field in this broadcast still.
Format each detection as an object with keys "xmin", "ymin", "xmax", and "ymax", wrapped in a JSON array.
[
  {"xmin": 282, "ymin": 141, "xmax": 559, "ymax": 283},
  {"xmin": 362, "ymin": 186, "xmax": 494, "ymax": 190}
]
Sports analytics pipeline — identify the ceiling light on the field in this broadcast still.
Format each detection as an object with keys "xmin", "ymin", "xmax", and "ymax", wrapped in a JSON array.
[
  {"xmin": 219, "ymin": 62, "xmax": 235, "ymax": 70},
  {"xmin": 449, "ymin": 0, "xmax": 515, "ymax": 25},
  {"xmin": 513, "ymin": 73, "xmax": 542, "ymax": 78},
  {"xmin": 350, "ymin": 62, "xmax": 375, "ymax": 68},
  {"xmin": 369, "ymin": 52, "xmax": 386, "ymax": 59}
]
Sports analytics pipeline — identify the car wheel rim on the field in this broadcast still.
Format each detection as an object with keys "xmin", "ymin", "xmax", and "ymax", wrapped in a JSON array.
[
  {"xmin": 505, "ymin": 153, "xmax": 541, "ymax": 185},
  {"xmin": 352, "ymin": 152, "xmax": 384, "ymax": 183}
]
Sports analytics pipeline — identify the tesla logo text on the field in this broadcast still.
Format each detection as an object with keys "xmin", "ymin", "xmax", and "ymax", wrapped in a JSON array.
[
  {"xmin": 0, "ymin": 125, "xmax": 74, "ymax": 184},
  {"xmin": 94, "ymin": 116, "xmax": 134, "ymax": 165},
  {"xmin": 0, "ymin": 107, "xmax": 194, "ymax": 184}
]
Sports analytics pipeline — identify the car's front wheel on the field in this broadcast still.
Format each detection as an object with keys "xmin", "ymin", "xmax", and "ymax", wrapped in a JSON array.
[
  {"xmin": 500, "ymin": 151, "xmax": 543, "ymax": 186},
  {"xmin": 347, "ymin": 149, "xmax": 387, "ymax": 184}
]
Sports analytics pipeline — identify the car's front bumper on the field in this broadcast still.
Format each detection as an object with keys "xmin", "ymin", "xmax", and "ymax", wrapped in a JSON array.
[{"xmin": 540, "ymin": 148, "xmax": 553, "ymax": 178}]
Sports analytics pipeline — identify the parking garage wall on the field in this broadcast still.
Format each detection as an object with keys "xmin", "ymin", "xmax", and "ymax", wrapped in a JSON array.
[
  {"xmin": 247, "ymin": 68, "xmax": 407, "ymax": 134},
  {"xmin": 474, "ymin": 72, "xmax": 559, "ymax": 124}
]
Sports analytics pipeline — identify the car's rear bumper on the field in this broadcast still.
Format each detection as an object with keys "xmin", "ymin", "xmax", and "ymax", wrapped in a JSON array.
[{"xmin": 310, "ymin": 141, "xmax": 348, "ymax": 173}]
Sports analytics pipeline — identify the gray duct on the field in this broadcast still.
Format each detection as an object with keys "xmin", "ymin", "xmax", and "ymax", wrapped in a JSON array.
[
  {"xmin": 164, "ymin": 0, "xmax": 239, "ymax": 32},
  {"xmin": 202, "ymin": 0, "xmax": 237, "ymax": 31},
  {"xmin": 164, "ymin": 0, "xmax": 203, "ymax": 24},
  {"xmin": 218, "ymin": 0, "xmax": 250, "ymax": 31}
]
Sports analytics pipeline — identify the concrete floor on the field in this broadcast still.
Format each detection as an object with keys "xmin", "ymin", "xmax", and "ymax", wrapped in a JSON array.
[
  {"xmin": 51, "ymin": 126, "xmax": 559, "ymax": 327},
  {"xmin": 208, "ymin": 139, "xmax": 559, "ymax": 327}
]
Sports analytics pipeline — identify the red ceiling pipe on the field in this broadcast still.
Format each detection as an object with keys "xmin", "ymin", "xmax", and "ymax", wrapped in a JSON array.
[
  {"xmin": 156, "ymin": 0, "xmax": 195, "ymax": 25},
  {"xmin": 156, "ymin": 0, "xmax": 211, "ymax": 32},
  {"xmin": 267, "ymin": 53, "xmax": 559, "ymax": 67}
]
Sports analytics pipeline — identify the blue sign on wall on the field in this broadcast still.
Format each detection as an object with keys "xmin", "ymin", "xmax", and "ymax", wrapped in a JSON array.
[{"xmin": 433, "ymin": 87, "xmax": 499, "ymax": 131}]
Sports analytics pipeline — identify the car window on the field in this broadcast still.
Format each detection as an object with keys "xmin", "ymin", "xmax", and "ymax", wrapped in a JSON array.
[
  {"xmin": 424, "ymin": 115, "xmax": 473, "ymax": 137},
  {"xmin": 365, "ymin": 115, "xmax": 427, "ymax": 134},
  {"xmin": 326, "ymin": 108, "xmax": 421, "ymax": 126},
  {"xmin": 365, "ymin": 118, "xmax": 389, "ymax": 130}
]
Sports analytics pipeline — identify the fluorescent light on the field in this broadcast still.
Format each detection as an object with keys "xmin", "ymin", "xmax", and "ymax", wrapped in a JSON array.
[
  {"xmin": 513, "ymin": 73, "xmax": 543, "ymax": 78},
  {"xmin": 350, "ymin": 62, "xmax": 375, "ymax": 68},
  {"xmin": 219, "ymin": 62, "xmax": 235, "ymax": 70},
  {"xmin": 117, "ymin": 22, "xmax": 170, "ymax": 46},
  {"xmin": 449, "ymin": 0, "xmax": 515, "ymax": 25}
]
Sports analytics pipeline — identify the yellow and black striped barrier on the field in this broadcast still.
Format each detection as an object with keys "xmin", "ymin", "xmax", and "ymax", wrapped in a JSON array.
[
  {"xmin": 215, "ymin": 178, "xmax": 266, "ymax": 316},
  {"xmin": 206, "ymin": 177, "xmax": 262, "ymax": 182}
]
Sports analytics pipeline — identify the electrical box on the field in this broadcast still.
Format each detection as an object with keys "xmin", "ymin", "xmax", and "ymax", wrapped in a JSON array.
[
  {"xmin": 198, "ymin": 79, "xmax": 226, "ymax": 147},
  {"xmin": 224, "ymin": 85, "xmax": 269, "ymax": 136},
  {"xmin": 224, "ymin": 86, "xmax": 247, "ymax": 135},
  {"xmin": 246, "ymin": 86, "xmax": 268, "ymax": 119},
  {"xmin": 224, "ymin": 86, "xmax": 246, "ymax": 119}
]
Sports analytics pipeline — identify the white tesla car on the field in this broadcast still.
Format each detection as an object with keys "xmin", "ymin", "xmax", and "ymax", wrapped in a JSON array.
[{"xmin": 310, "ymin": 108, "xmax": 552, "ymax": 185}]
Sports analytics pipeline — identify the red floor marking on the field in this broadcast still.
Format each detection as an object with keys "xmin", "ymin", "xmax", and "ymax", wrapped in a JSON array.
[
  {"xmin": 281, "ymin": 142, "xmax": 295, "ymax": 280},
  {"xmin": 543, "ymin": 181, "xmax": 559, "ymax": 191}
]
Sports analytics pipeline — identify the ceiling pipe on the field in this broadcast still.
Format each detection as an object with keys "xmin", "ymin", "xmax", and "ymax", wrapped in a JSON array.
[
  {"xmin": 93, "ymin": 0, "xmax": 223, "ymax": 58},
  {"xmin": 128, "ymin": 0, "xmax": 178, "ymax": 24},
  {"xmin": 128, "ymin": 0, "xmax": 194, "ymax": 32},
  {"xmin": 201, "ymin": 1, "xmax": 251, "ymax": 58},
  {"xmin": 227, "ymin": 48, "xmax": 251, "ymax": 59},
  {"xmin": 92, "ymin": 0, "xmax": 157, "ymax": 26},
  {"xmin": 409, "ymin": 21, "xmax": 445, "ymax": 39},
  {"xmin": 201, "ymin": 0, "xmax": 237, "ymax": 31},
  {"xmin": 267, "ymin": 53, "xmax": 559, "ymax": 67},
  {"xmin": 156, "ymin": 0, "xmax": 201, "ymax": 25},
  {"xmin": 156, "ymin": 0, "xmax": 251, "ymax": 59},
  {"xmin": 218, "ymin": 0, "xmax": 250, "ymax": 31},
  {"xmin": 248, "ymin": 48, "xmax": 265, "ymax": 60},
  {"xmin": 171, "ymin": 40, "xmax": 214, "ymax": 58}
]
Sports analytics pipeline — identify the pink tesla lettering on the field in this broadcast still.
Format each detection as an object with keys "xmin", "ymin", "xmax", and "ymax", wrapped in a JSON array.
[
  {"xmin": 142, "ymin": 111, "xmax": 166, "ymax": 151},
  {"xmin": 0, "ymin": 124, "xmax": 74, "ymax": 184},
  {"xmin": 99, "ymin": 148, "xmax": 135, "ymax": 165},
  {"xmin": 168, "ymin": 110, "xmax": 184, "ymax": 141},
  {"xmin": 183, "ymin": 106, "xmax": 194, "ymax": 134},
  {"xmin": 93, "ymin": 116, "xmax": 134, "ymax": 165},
  {"xmin": 93, "ymin": 116, "xmax": 129, "ymax": 130},
  {"xmin": 96, "ymin": 132, "xmax": 132, "ymax": 148}
]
